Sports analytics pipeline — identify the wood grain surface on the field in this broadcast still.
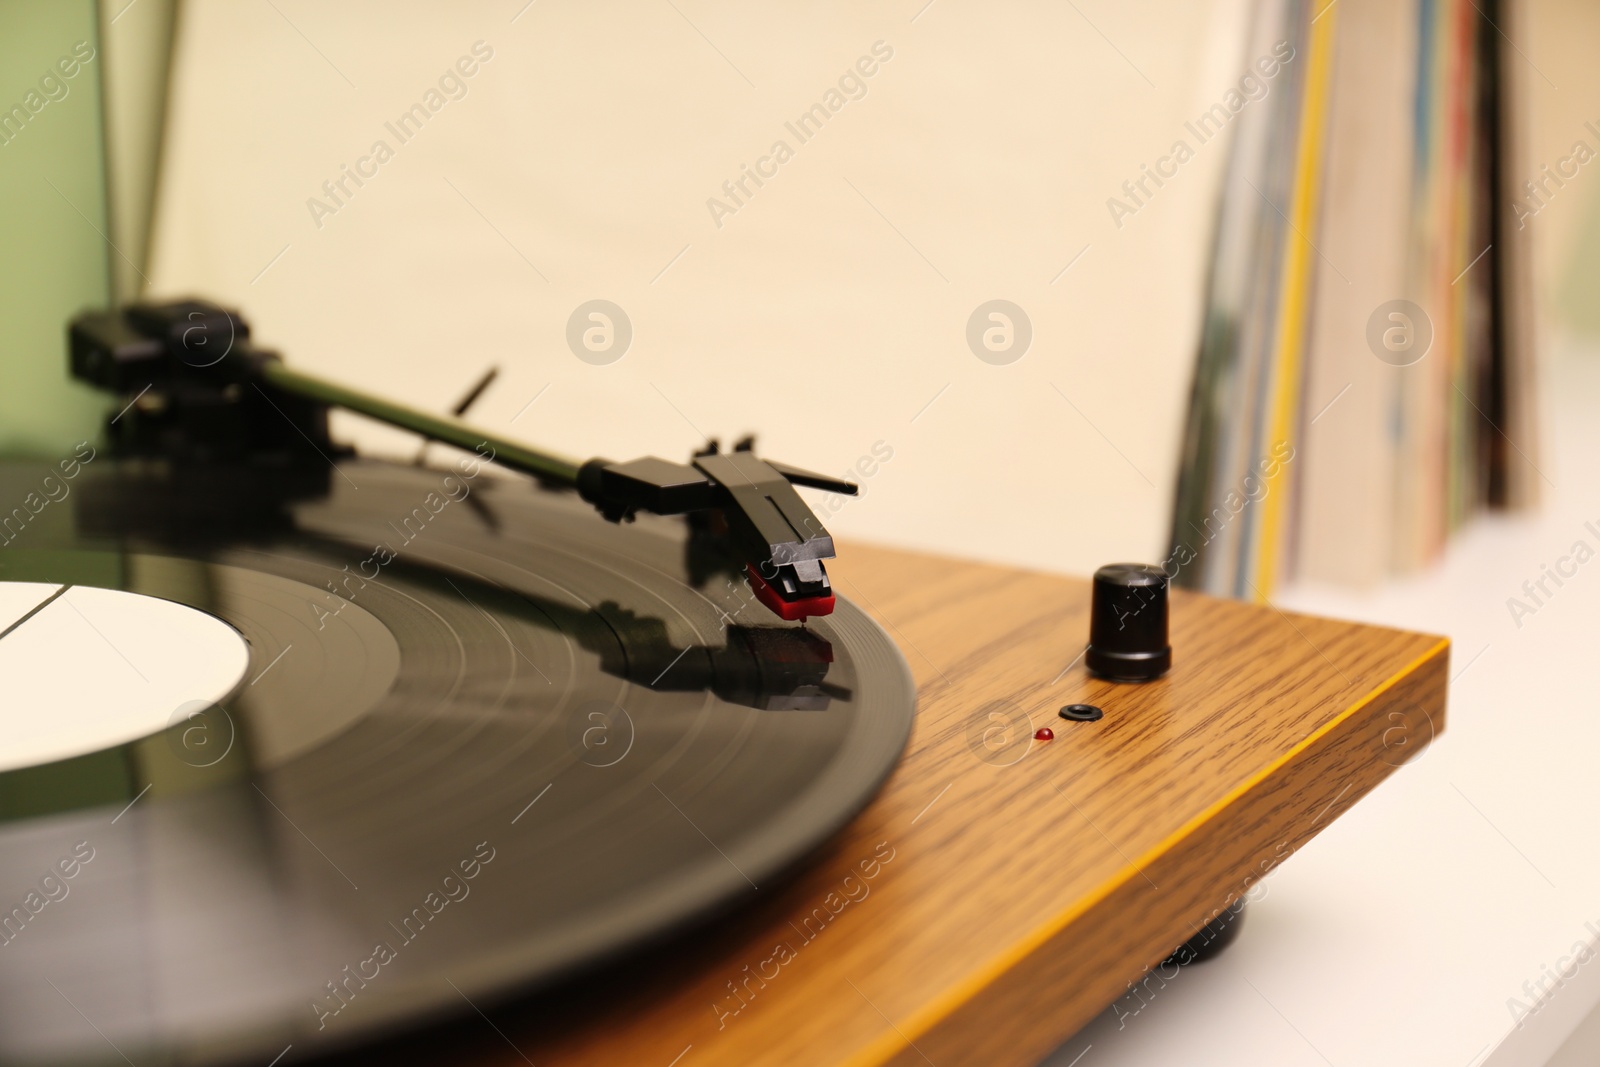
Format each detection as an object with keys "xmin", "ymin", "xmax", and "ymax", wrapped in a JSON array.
[{"xmin": 387, "ymin": 543, "xmax": 1449, "ymax": 1067}]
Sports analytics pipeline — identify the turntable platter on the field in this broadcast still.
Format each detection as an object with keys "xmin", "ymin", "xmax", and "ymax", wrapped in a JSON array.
[{"xmin": 0, "ymin": 459, "xmax": 915, "ymax": 1065}]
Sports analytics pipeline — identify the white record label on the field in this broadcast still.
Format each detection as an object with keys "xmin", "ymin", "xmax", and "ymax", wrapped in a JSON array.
[{"xmin": 0, "ymin": 582, "xmax": 250, "ymax": 773}]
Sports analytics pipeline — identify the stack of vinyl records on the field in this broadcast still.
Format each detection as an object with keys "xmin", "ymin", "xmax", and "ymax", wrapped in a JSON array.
[{"xmin": 1171, "ymin": 0, "xmax": 1540, "ymax": 597}]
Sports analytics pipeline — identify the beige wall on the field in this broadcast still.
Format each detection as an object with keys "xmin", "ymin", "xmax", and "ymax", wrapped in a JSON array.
[
  {"xmin": 1522, "ymin": 0, "xmax": 1600, "ymax": 339},
  {"xmin": 148, "ymin": 0, "xmax": 1252, "ymax": 576}
]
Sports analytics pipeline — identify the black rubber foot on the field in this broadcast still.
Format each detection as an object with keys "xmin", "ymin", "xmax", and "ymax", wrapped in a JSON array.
[{"xmin": 1163, "ymin": 902, "xmax": 1246, "ymax": 968}]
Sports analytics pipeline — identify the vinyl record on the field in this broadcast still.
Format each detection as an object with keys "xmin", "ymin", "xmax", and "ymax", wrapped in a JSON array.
[{"xmin": 0, "ymin": 458, "xmax": 915, "ymax": 1065}]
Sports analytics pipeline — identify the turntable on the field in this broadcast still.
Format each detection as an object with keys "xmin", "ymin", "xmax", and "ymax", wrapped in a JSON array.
[{"xmin": 0, "ymin": 301, "xmax": 1448, "ymax": 1066}]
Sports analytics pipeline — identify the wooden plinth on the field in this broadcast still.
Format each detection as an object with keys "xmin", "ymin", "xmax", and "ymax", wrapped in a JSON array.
[{"xmin": 416, "ymin": 543, "xmax": 1448, "ymax": 1067}]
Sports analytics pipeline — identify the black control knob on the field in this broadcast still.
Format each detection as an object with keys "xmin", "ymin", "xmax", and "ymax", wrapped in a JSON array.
[{"xmin": 1085, "ymin": 563, "xmax": 1171, "ymax": 682}]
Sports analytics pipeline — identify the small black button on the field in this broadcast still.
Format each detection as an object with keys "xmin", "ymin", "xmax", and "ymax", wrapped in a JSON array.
[{"xmin": 1060, "ymin": 704, "xmax": 1104, "ymax": 722}]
